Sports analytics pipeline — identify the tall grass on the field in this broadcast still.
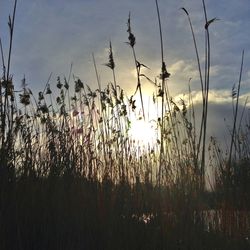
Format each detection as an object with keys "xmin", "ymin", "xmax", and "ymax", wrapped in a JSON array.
[{"xmin": 0, "ymin": 0, "xmax": 250, "ymax": 249}]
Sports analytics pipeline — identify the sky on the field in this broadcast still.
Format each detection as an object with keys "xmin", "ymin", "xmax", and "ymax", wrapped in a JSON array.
[{"xmin": 1, "ymin": 0, "xmax": 250, "ymax": 145}]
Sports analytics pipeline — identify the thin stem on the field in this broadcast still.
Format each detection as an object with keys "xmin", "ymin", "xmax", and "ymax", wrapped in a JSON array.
[
  {"xmin": 200, "ymin": 0, "xmax": 210, "ymax": 187},
  {"xmin": 1, "ymin": 0, "xmax": 18, "ymax": 149},
  {"xmin": 6, "ymin": 0, "xmax": 18, "ymax": 80},
  {"xmin": 132, "ymin": 47, "xmax": 145, "ymax": 120},
  {"xmin": 92, "ymin": 53, "xmax": 109, "ymax": 179},
  {"xmin": 155, "ymin": 0, "xmax": 164, "ymax": 185},
  {"xmin": 229, "ymin": 50, "xmax": 244, "ymax": 166},
  {"xmin": 181, "ymin": 8, "xmax": 205, "ymax": 163}
]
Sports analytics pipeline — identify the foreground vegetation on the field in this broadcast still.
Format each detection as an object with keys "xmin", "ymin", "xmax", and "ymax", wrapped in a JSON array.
[{"xmin": 0, "ymin": 0, "xmax": 250, "ymax": 249}]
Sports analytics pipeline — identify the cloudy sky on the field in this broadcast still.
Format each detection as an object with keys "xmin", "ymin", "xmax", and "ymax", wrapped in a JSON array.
[{"xmin": 1, "ymin": 0, "xmax": 250, "ymax": 143}]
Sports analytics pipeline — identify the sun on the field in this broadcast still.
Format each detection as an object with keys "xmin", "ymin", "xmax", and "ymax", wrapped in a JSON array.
[
  {"xmin": 128, "ymin": 115, "xmax": 158, "ymax": 148},
  {"xmin": 126, "ymin": 91, "xmax": 160, "ymax": 149}
]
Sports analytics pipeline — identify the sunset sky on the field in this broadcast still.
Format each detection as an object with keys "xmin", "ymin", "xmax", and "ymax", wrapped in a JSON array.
[{"xmin": 1, "ymin": 0, "xmax": 250, "ymax": 142}]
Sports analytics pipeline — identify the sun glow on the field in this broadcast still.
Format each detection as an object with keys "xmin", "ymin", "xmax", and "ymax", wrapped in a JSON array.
[
  {"xmin": 127, "ymin": 102, "xmax": 159, "ymax": 149},
  {"xmin": 128, "ymin": 117, "xmax": 158, "ymax": 147},
  {"xmin": 126, "ymin": 92, "xmax": 160, "ymax": 148}
]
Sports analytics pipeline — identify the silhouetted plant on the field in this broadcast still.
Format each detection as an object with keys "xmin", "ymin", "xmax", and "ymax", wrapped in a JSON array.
[{"xmin": 0, "ymin": 1, "xmax": 249, "ymax": 249}]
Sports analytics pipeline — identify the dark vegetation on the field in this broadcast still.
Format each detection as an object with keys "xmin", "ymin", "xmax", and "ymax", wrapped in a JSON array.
[{"xmin": 0, "ymin": 0, "xmax": 250, "ymax": 249}]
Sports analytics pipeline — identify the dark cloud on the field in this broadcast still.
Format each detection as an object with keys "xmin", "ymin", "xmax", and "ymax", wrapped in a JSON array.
[{"xmin": 191, "ymin": 101, "xmax": 250, "ymax": 153}]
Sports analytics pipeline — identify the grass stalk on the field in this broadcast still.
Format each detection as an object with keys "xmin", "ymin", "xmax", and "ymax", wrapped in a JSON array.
[
  {"xmin": 127, "ymin": 13, "xmax": 145, "ymax": 121},
  {"xmin": 228, "ymin": 50, "xmax": 245, "ymax": 166}
]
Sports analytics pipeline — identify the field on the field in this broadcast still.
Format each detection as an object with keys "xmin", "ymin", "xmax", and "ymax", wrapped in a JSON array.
[{"xmin": 1, "ymin": 0, "xmax": 250, "ymax": 249}]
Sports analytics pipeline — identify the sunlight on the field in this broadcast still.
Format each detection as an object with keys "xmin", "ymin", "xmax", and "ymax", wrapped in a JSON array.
[
  {"xmin": 126, "ymin": 92, "xmax": 159, "ymax": 148},
  {"xmin": 128, "ymin": 114, "xmax": 158, "ymax": 148}
]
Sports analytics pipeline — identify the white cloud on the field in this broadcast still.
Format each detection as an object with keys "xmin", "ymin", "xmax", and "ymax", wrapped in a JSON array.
[
  {"xmin": 173, "ymin": 89, "xmax": 250, "ymax": 108},
  {"xmin": 169, "ymin": 59, "xmax": 199, "ymax": 80},
  {"xmin": 171, "ymin": 58, "xmax": 218, "ymax": 81}
]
